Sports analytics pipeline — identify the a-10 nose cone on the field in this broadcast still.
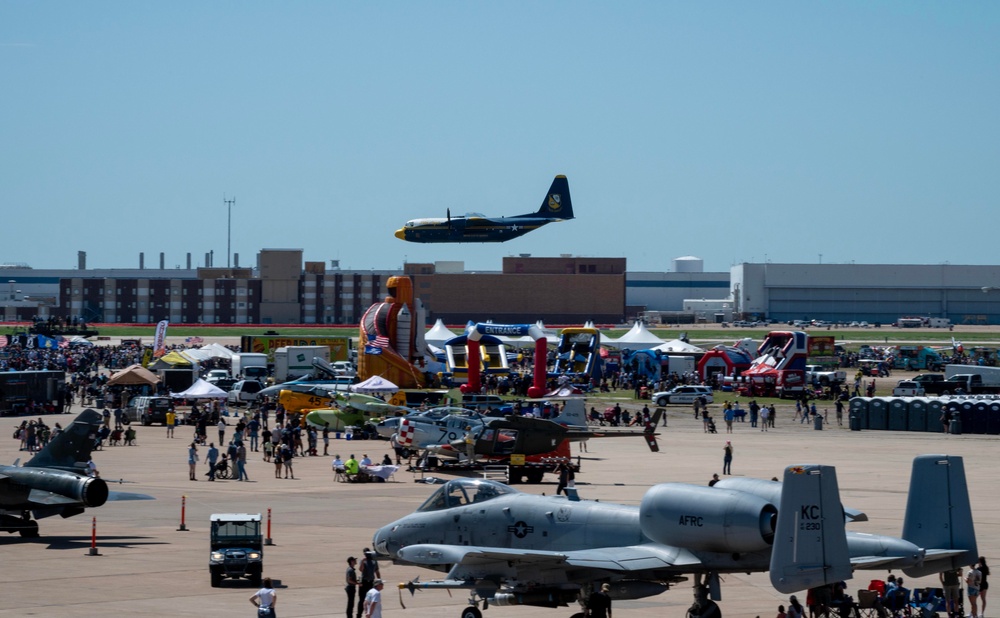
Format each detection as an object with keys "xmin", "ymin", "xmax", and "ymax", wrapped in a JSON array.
[{"xmin": 372, "ymin": 524, "xmax": 394, "ymax": 558}]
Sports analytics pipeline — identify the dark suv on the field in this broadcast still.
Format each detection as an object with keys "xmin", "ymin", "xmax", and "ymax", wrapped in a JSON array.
[{"xmin": 209, "ymin": 513, "xmax": 263, "ymax": 587}]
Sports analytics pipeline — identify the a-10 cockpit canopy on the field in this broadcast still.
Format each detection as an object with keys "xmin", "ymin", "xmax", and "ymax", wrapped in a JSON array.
[{"xmin": 417, "ymin": 479, "xmax": 517, "ymax": 513}]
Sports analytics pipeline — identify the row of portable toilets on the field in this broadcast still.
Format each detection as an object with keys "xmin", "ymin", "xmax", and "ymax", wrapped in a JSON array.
[{"xmin": 849, "ymin": 396, "xmax": 1000, "ymax": 435}]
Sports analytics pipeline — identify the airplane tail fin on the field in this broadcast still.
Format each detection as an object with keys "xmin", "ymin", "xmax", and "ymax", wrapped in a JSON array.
[
  {"xmin": 535, "ymin": 175, "xmax": 573, "ymax": 220},
  {"xmin": 902, "ymin": 455, "xmax": 978, "ymax": 577},
  {"xmin": 557, "ymin": 399, "xmax": 587, "ymax": 426},
  {"xmin": 770, "ymin": 464, "xmax": 852, "ymax": 593},
  {"xmin": 24, "ymin": 408, "xmax": 101, "ymax": 470}
]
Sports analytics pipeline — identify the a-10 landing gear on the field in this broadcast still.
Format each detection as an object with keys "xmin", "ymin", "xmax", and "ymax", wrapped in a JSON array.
[{"xmin": 1, "ymin": 513, "xmax": 40, "ymax": 538}]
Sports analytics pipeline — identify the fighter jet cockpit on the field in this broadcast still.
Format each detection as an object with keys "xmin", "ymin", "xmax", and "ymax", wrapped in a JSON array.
[{"xmin": 416, "ymin": 479, "xmax": 516, "ymax": 512}]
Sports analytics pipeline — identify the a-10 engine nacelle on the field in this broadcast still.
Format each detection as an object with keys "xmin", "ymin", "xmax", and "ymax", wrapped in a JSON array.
[
  {"xmin": 8, "ymin": 468, "xmax": 109, "ymax": 508},
  {"xmin": 639, "ymin": 483, "xmax": 777, "ymax": 554}
]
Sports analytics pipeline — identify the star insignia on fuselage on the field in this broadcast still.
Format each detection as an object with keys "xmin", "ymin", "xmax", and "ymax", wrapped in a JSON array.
[{"xmin": 507, "ymin": 520, "xmax": 534, "ymax": 538}]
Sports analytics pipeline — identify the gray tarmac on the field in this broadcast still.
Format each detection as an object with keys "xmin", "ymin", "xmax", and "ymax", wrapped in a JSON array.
[{"xmin": 1, "ymin": 401, "xmax": 994, "ymax": 618}]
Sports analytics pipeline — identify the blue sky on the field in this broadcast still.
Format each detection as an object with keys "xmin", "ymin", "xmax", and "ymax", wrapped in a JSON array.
[{"xmin": 2, "ymin": 3, "xmax": 998, "ymax": 273}]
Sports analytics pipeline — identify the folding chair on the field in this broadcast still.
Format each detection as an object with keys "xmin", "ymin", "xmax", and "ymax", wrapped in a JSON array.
[
  {"xmin": 857, "ymin": 589, "xmax": 882, "ymax": 618},
  {"xmin": 333, "ymin": 466, "xmax": 347, "ymax": 482}
]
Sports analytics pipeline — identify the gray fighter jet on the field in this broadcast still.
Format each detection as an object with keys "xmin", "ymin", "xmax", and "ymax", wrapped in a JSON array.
[
  {"xmin": 372, "ymin": 455, "xmax": 976, "ymax": 618},
  {"xmin": 0, "ymin": 409, "xmax": 153, "ymax": 537}
]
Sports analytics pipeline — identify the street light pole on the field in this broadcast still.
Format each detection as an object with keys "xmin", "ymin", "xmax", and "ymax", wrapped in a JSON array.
[{"xmin": 224, "ymin": 195, "xmax": 235, "ymax": 269}]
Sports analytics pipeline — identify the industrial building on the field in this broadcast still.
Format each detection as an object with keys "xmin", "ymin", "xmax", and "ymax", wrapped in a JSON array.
[{"xmin": 4, "ymin": 250, "xmax": 1000, "ymax": 325}]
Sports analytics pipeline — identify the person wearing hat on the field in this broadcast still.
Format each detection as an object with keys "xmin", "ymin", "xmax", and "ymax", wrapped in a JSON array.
[
  {"xmin": 363, "ymin": 579, "xmax": 384, "ymax": 618},
  {"xmin": 585, "ymin": 582, "xmax": 612, "ymax": 617},
  {"xmin": 357, "ymin": 549, "xmax": 381, "ymax": 618},
  {"xmin": 344, "ymin": 556, "xmax": 359, "ymax": 618},
  {"xmin": 722, "ymin": 440, "xmax": 734, "ymax": 475}
]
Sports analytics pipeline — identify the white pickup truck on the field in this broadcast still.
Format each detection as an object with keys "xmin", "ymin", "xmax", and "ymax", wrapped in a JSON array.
[
  {"xmin": 805, "ymin": 365, "xmax": 848, "ymax": 386},
  {"xmin": 892, "ymin": 380, "xmax": 926, "ymax": 396}
]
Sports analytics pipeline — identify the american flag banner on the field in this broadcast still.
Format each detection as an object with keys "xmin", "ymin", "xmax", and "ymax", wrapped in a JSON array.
[
  {"xmin": 367, "ymin": 332, "xmax": 390, "ymax": 348},
  {"xmin": 58, "ymin": 339, "xmax": 69, "ymax": 349},
  {"xmin": 0, "ymin": 335, "xmax": 7, "ymax": 349}
]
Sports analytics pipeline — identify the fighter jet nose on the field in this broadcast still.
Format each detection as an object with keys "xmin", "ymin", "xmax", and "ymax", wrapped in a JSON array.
[{"xmin": 373, "ymin": 525, "xmax": 395, "ymax": 557}]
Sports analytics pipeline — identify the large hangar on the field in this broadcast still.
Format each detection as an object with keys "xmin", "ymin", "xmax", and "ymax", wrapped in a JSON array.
[{"xmin": 732, "ymin": 262, "xmax": 1000, "ymax": 324}]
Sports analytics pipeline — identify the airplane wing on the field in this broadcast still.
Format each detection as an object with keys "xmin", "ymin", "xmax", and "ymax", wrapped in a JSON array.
[
  {"xmin": 27, "ymin": 489, "xmax": 83, "ymax": 507},
  {"xmin": 398, "ymin": 542, "xmax": 702, "ymax": 574},
  {"xmin": 851, "ymin": 549, "xmax": 966, "ymax": 570}
]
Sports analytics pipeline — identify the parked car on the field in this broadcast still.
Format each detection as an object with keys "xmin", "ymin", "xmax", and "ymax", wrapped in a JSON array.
[
  {"xmin": 205, "ymin": 369, "xmax": 230, "ymax": 383},
  {"xmin": 124, "ymin": 396, "xmax": 174, "ymax": 426},
  {"xmin": 652, "ymin": 385, "xmax": 714, "ymax": 406}
]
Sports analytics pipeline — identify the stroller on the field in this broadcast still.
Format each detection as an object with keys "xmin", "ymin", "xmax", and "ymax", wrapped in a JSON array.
[{"xmin": 705, "ymin": 416, "xmax": 718, "ymax": 434}]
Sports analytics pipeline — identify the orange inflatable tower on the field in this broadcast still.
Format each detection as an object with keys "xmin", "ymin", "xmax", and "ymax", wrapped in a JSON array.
[{"xmin": 358, "ymin": 276, "xmax": 426, "ymax": 389}]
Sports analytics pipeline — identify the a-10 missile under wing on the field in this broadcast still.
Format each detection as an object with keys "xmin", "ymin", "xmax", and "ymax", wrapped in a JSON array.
[{"xmin": 372, "ymin": 455, "xmax": 976, "ymax": 618}]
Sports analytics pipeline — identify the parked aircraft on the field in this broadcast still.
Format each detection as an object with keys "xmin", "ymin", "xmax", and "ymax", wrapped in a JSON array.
[
  {"xmin": 0, "ymin": 409, "xmax": 153, "ymax": 537},
  {"xmin": 372, "ymin": 455, "xmax": 975, "ymax": 618},
  {"xmin": 426, "ymin": 409, "xmax": 661, "ymax": 461},
  {"xmin": 394, "ymin": 176, "xmax": 574, "ymax": 243}
]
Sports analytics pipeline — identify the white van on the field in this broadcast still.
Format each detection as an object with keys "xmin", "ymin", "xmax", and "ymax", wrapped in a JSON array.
[{"xmin": 227, "ymin": 380, "xmax": 264, "ymax": 407}]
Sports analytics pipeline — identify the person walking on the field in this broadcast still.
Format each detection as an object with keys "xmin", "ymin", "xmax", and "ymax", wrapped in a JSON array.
[
  {"xmin": 585, "ymin": 582, "xmax": 613, "ymax": 618},
  {"xmin": 363, "ymin": 579, "xmax": 384, "ymax": 618},
  {"xmin": 250, "ymin": 576, "xmax": 277, "ymax": 617},
  {"xmin": 188, "ymin": 442, "xmax": 198, "ymax": 481},
  {"xmin": 722, "ymin": 441, "xmax": 733, "ymax": 475},
  {"xmin": 205, "ymin": 442, "xmax": 219, "ymax": 481},
  {"xmin": 345, "ymin": 556, "xmax": 359, "ymax": 618},
  {"xmin": 237, "ymin": 441, "xmax": 249, "ymax": 481},
  {"xmin": 217, "ymin": 418, "xmax": 226, "ymax": 445}
]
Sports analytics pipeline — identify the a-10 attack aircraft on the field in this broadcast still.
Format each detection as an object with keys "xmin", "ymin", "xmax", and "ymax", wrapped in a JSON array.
[
  {"xmin": 372, "ymin": 454, "xmax": 976, "ymax": 618},
  {"xmin": 0, "ymin": 409, "xmax": 153, "ymax": 537},
  {"xmin": 394, "ymin": 175, "xmax": 574, "ymax": 243}
]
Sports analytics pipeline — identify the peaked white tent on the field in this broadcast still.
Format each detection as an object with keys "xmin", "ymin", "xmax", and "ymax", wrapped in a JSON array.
[
  {"xmin": 653, "ymin": 339, "xmax": 706, "ymax": 354},
  {"xmin": 171, "ymin": 378, "xmax": 227, "ymax": 399},
  {"xmin": 350, "ymin": 375, "xmax": 399, "ymax": 394},
  {"xmin": 424, "ymin": 319, "xmax": 459, "ymax": 347},
  {"xmin": 607, "ymin": 321, "xmax": 666, "ymax": 350}
]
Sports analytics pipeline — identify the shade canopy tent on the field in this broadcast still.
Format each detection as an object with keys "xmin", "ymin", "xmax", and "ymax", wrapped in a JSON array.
[
  {"xmin": 605, "ymin": 321, "xmax": 666, "ymax": 350},
  {"xmin": 106, "ymin": 364, "xmax": 160, "ymax": 386},
  {"xmin": 149, "ymin": 350, "xmax": 197, "ymax": 370},
  {"xmin": 350, "ymin": 375, "xmax": 399, "ymax": 394},
  {"xmin": 424, "ymin": 319, "xmax": 460, "ymax": 347},
  {"xmin": 652, "ymin": 339, "xmax": 706, "ymax": 354},
  {"xmin": 170, "ymin": 378, "xmax": 227, "ymax": 399}
]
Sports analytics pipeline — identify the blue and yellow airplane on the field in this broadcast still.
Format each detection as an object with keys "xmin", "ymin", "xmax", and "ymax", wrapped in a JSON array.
[{"xmin": 394, "ymin": 175, "xmax": 574, "ymax": 243}]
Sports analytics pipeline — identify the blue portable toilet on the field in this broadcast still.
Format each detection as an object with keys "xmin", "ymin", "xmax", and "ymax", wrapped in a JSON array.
[
  {"xmin": 907, "ymin": 398, "xmax": 927, "ymax": 432},
  {"xmin": 926, "ymin": 399, "xmax": 945, "ymax": 432},
  {"xmin": 971, "ymin": 401, "xmax": 989, "ymax": 434},
  {"xmin": 988, "ymin": 400, "xmax": 1000, "ymax": 435},
  {"xmin": 958, "ymin": 399, "xmax": 975, "ymax": 432},
  {"xmin": 849, "ymin": 397, "xmax": 870, "ymax": 430},
  {"xmin": 888, "ymin": 398, "xmax": 909, "ymax": 431},
  {"xmin": 868, "ymin": 398, "xmax": 888, "ymax": 431}
]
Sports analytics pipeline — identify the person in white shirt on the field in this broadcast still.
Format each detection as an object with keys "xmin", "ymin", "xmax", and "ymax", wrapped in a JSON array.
[
  {"xmin": 360, "ymin": 454, "xmax": 372, "ymax": 466},
  {"xmin": 250, "ymin": 576, "xmax": 277, "ymax": 617},
  {"xmin": 363, "ymin": 579, "xmax": 384, "ymax": 618}
]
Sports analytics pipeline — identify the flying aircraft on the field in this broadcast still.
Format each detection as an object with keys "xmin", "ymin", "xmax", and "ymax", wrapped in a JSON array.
[
  {"xmin": 394, "ymin": 175, "xmax": 574, "ymax": 243},
  {"xmin": 1, "ymin": 409, "xmax": 153, "ymax": 537},
  {"xmin": 372, "ymin": 454, "xmax": 976, "ymax": 618}
]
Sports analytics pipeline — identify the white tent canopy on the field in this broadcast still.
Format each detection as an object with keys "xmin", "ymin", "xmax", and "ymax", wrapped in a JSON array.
[
  {"xmin": 199, "ymin": 343, "xmax": 235, "ymax": 360},
  {"xmin": 652, "ymin": 339, "xmax": 706, "ymax": 354},
  {"xmin": 424, "ymin": 319, "xmax": 459, "ymax": 347},
  {"xmin": 350, "ymin": 375, "xmax": 399, "ymax": 394},
  {"xmin": 171, "ymin": 378, "xmax": 227, "ymax": 399},
  {"xmin": 605, "ymin": 321, "xmax": 666, "ymax": 350}
]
